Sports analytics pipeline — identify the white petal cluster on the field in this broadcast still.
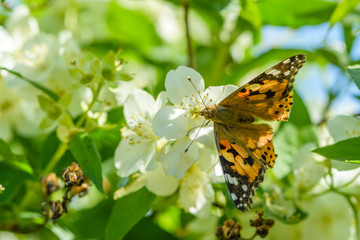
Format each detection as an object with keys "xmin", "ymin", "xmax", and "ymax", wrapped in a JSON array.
[
  {"xmin": 0, "ymin": 6, "xmax": 81, "ymax": 140},
  {"xmin": 114, "ymin": 66, "xmax": 236, "ymax": 216}
]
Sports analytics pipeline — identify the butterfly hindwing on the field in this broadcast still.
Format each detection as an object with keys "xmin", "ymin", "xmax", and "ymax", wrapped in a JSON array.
[
  {"xmin": 220, "ymin": 54, "xmax": 306, "ymax": 121},
  {"xmin": 214, "ymin": 122, "xmax": 276, "ymax": 212}
]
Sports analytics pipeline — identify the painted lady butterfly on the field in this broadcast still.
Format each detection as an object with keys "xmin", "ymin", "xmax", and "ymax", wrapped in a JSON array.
[{"xmin": 200, "ymin": 55, "xmax": 306, "ymax": 212}]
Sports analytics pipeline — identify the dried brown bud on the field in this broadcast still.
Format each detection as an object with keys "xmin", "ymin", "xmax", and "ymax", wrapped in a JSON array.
[
  {"xmin": 61, "ymin": 162, "xmax": 85, "ymax": 189},
  {"xmin": 42, "ymin": 200, "xmax": 64, "ymax": 221},
  {"xmin": 216, "ymin": 219, "xmax": 242, "ymax": 240},
  {"xmin": 250, "ymin": 212, "xmax": 275, "ymax": 238},
  {"xmin": 41, "ymin": 173, "xmax": 60, "ymax": 196},
  {"xmin": 71, "ymin": 178, "xmax": 91, "ymax": 197}
]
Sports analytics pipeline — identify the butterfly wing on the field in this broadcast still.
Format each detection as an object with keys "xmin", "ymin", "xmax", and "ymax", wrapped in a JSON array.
[
  {"xmin": 220, "ymin": 54, "xmax": 306, "ymax": 121},
  {"xmin": 214, "ymin": 122, "xmax": 276, "ymax": 212}
]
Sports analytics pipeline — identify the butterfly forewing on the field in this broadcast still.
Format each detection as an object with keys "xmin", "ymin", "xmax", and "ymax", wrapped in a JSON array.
[{"xmin": 220, "ymin": 54, "xmax": 306, "ymax": 121}]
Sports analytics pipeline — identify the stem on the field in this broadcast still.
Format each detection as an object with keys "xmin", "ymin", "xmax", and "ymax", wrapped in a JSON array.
[
  {"xmin": 183, "ymin": 0, "xmax": 196, "ymax": 69},
  {"xmin": 76, "ymin": 80, "xmax": 104, "ymax": 127},
  {"xmin": 242, "ymin": 232, "xmax": 257, "ymax": 240},
  {"xmin": 40, "ymin": 143, "xmax": 68, "ymax": 176},
  {"xmin": 337, "ymin": 191, "xmax": 360, "ymax": 240},
  {"xmin": 0, "ymin": 67, "xmax": 59, "ymax": 101}
]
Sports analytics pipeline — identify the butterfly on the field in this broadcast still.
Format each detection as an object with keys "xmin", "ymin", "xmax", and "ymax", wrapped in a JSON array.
[{"xmin": 200, "ymin": 54, "xmax": 306, "ymax": 212}]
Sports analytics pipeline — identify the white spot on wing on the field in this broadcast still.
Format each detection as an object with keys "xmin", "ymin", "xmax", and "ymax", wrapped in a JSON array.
[
  {"xmin": 242, "ymin": 184, "xmax": 248, "ymax": 191},
  {"xmin": 266, "ymin": 69, "xmax": 281, "ymax": 76},
  {"xmin": 224, "ymin": 173, "xmax": 239, "ymax": 185},
  {"xmin": 284, "ymin": 70, "xmax": 290, "ymax": 76},
  {"xmin": 231, "ymin": 193, "xmax": 238, "ymax": 201},
  {"xmin": 283, "ymin": 59, "xmax": 290, "ymax": 64}
]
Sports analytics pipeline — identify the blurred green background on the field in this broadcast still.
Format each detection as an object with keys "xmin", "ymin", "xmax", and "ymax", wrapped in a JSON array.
[{"xmin": 0, "ymin": 0, "xmax": 360, "ymax": 239}]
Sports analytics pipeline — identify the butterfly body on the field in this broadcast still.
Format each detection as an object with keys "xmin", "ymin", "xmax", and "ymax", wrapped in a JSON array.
[
  {"xmin": 202, "ymin": 54, "xmax": 306, "ymax": 212},
  {"xmin": 200, "ymin": 106, "xmax": 255, "ymax": 125}
]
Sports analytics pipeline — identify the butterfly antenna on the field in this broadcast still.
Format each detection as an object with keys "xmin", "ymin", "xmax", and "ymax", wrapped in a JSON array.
[
  {"xmin": 187, "ymin": 76, "xmax": 207, "ymax": 108},
  {"xmin": 185, "ymin": 119, "xmax": 207, "ymax": 152}
]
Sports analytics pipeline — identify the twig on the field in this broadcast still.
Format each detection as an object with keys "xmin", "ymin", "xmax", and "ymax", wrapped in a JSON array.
[{"xmin": 182, "ymin": 0, "xmax": 196, "ymax": 69}]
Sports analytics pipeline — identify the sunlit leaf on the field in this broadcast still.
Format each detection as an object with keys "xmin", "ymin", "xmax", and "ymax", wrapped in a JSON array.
[
  {"xmin": 105, "ymin": 188, "xmax": 155, "ymax": 240},
  {"xmin": 330, "ymin": 0, "xmax": 360, "ymax": 26},
  {"xmin": 312, "ymin": 137, "xmax": 360, "ymax": 161},
  {"xmin": 68, "ymin": 132, "xmax": 104, "ymax": 193},
  {"xmin": 240, "ymin": 0, "xmax": 262, "ymax": 29}
]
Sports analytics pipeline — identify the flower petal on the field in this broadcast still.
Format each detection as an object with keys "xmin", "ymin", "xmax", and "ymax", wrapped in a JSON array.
[
  {"xmin": 124, "ymin": 88, "xmax": 156, "ymax": 128},
  {"xmin": 165, "ymin": 66, "xmax": 205, "ymax": 107},
  {"xmin": 178, "ymin": 165, "xmax": 214, "ymax": 217},
  {"xmin": 160, "ymin": 137, "xmax": 199, "ymax": 179},
  {"xmin": 144, "ymin": 165, "xmax": 179, "ymax": 196},
  {"xmin": 293, "ymin": 143, "xmax": 325, "ymax": 190},
  {"xmin": 155, "ymin": 91, "xmax": 168, "ymax": 110},
  {"xmin": 202, "ymin": 85, "xmax": 238, "ymax": 106},
  {"xmin": 327, "ymin": 115, "xmax": 360, "ymax": 141},
  {"xmin": 152, "ymin": 106, "xmax": 191, "ymax": 140},
  {"xmin": 113, "ymin": 176, "xmax": 145, "ymax": 200},
  {"xmin": 188, "ymin": 125, "xmax": 216, "ymax": 150},
  {"xmin": 114, "ymin": 131, "xmax": 155, "ymax": 177},
  {"xmin": 197, "ymin": 145, "xmax": 218, "ymax": 172}
]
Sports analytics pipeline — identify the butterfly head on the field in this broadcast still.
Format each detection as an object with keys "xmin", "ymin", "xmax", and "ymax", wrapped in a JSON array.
[{"xmin": 199, "ymin": 106, "xmax": 216, "ymax": 120}]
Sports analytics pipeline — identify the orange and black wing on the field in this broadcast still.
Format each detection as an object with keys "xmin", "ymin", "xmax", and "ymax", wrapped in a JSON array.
[
  {"xmin": 220, "ymin": 54, "xmax": 306, "ymax": 121},
  {"xmin": 214, "ymin": 122, "xmax": 276, "ymax": 212}
]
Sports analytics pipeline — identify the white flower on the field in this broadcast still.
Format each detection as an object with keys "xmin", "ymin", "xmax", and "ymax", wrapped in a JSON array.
[
  {"xmin": 299, "ymin": 192, "xmax": 353, "ymax": 240},
  {"xmin": 114, "ymin": 88, "xmax": 167, "ymax": 177},
  {"xmin": 187, "ymin": 215, "xmax": 219, "ymax": 240},
  {"xmin": 292, "ymin": 143, "xmax": 326, "ymax": 191},
  {"xmin": 114, "ymin": 165, "xmax": 179, "ymax": 199},
  {"xmin": 178, "ymin": 164, "xmax": 215, "ymax": 218},
  {"xmin": 0, "ymin": 6, "xmax": 82, "ymax": 138},
  {"xmin": 143, "ymin": 164, "xmax": 179, "ymax": 196},
  {"xmin": 0, "ymin": 184, "xmax": 4, "ymax": 193},
  {"xmin": 267, "ymin": 193, "xmax": 353, "ymax": 240},
  {"xmin": 152, "ymin": 66, "xmax": 236, "ymax": 179}
]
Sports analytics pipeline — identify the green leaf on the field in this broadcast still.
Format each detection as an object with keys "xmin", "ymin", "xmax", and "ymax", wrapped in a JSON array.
[
  {"xmin": 0, "ymin": 139, "xmax": 33, "ymax": 174},
  {"xmin": 106, "ymin": 2, "xmax": 161, "ymax": 51},
  {"xmin": 312, "ymin": 137, "xmax": 360, "ymax": 161},
  {"xmin": 0, "ymin": 139, "xmax": 13, "ymax": 160},
  {"xmin": 164, "ymin": 0, "xmax": 230, "ymax": 32},
  {"xmin": 125, "ymin": 217, "xmax": 177, "ymax": 240},
  {"xmin": 347, "ymin": 65, "xmax": 360, "ymax": 90},
  {"xmin": 288, "ymin": 91, "xmax": 312, "ymax": 127},
  {"xmin": 240, "ymin": 0, "xmax": 262, "ymax": 29},
  {"xmin": 258, "ymin": 0, "xmax": 336, "ymax": 27},
  {"xmin": 68, "ymin": 132, "xmax": 104, "ymax": 193},
  {"xmin": 346, "ymin": 160, "xmax": 360, "ymax": 164},
  {"xmin": 330, "ymin": 0, "xmax": 360, "ymax": 26},
  {"xmin": 0, "ymin": 163, "xmax": 32, "ymax": 203},
  {"xmin": 90, "ymin": 127, "xmax": 121, "ymax": 161},
  {"xmin": 105, "ymin": 188, "xmax": 155, "ymax": 240}
]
